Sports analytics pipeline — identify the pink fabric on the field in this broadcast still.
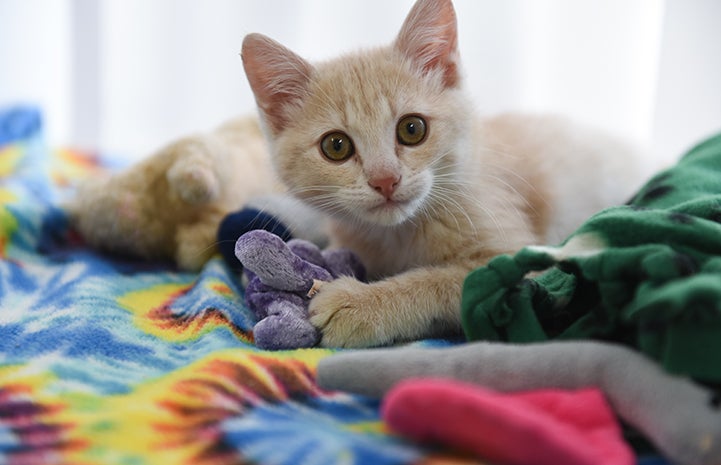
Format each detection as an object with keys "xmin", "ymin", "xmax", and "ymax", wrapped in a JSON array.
[{"xmin": 382, "ymin": 379, "xmax": 634, "ymax": 465}]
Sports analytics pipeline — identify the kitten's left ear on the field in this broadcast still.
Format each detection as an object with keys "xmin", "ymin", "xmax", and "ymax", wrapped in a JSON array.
[
  {"xmin": 394, "ymin": 0, "xmax": 460, "ymax": 88},
  {"xmin": 241, "ymin": 33, "xmax": 313, "ymax": 135}
]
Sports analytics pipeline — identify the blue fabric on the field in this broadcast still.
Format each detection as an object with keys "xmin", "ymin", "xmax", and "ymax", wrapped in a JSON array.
[{"xmin": 0, "ymin": 105, "xmax": 42, "ymax": 146}]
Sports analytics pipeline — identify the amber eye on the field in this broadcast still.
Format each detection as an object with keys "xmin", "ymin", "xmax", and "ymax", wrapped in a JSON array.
[
  {"xmin": 396, "ymin": 115, "xmax": 427, "ymax": 146},
  {"xmin": 320, "ymin": 131, "xmax": 355, "ymax": 161}
]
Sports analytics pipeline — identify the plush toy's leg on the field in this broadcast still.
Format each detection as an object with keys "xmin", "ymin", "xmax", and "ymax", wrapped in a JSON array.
[
  {"xmin": 322, "ymin": 249, "xmax": 367, "ymax": 281},
  {"xmin": 236, "ymin": 230, "xmax": 332, "ymax": 291},
  {"xmin": 253, "ymin": 301, "xmax": 319, "ymax": 350},
  {"xmin": 217, "ymin": 209, "xmax": 294, "ymax": 272},
  {"xmin": 216, "ymin": 195, "xmax": 330, "ymax": 273},
  {"xmin": 317, "ymin": 341, "xmax": 721, "ymax": 465},
  {"xmin": 288, "ymin": 239, "xmax": 326, "ymax": 268},
  {"xmin": 383, "ymin": 379, "xmax": 633, "ymax": 465}
]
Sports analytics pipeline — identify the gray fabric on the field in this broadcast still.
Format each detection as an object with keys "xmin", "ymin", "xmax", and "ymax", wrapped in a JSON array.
[{"xmin": 317, "ymin": 341, "xmax": 721, "ymax": 465}]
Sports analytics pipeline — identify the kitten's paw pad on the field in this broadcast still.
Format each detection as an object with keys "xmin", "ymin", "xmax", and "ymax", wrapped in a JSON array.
[{"xmin": 308, "ymin": 277, "xmax": 384, "ymax": 348}]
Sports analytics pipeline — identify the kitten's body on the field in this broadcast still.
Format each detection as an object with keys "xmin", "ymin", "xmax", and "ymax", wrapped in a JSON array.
[
  {"xmin": 328, "ymin": 113, "xmax": 636, "ymax": 279},
  {"xmin": 156, "ymin": 0, "xmax": 646, "ymax": 347},
  {"xmin": 302, "ymin": 113, "xmax": 641, "ymax": 347},
  {"xmin": 234, "ymin": 0, "xmax": 646, "ymax": 348}
]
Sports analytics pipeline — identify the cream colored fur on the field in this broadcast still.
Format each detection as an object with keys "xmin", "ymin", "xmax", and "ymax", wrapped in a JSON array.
[
  {"xmin": 66, "ymin": 117, "xmax": 279, "ymax": 270},
  {"xmin": 239, "ymin": 0, "xmax": 647, "ymax": 347},
  {"xmin": 68, "ymin": 0, "xmax": 647, "ymax": 348}
]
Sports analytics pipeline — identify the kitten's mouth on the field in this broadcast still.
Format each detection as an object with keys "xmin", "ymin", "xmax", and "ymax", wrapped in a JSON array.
[
  {"xmin": 367, "ymin": 198, "xmax": 417, "ymax": 224},
  {"xmin": 371, "ymin": 198, "xmax": 408, "ymax": 211}
]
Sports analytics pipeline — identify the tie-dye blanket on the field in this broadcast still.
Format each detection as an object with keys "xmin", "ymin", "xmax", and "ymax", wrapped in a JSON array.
[{"xmin": 0, "ymin": 107, "xmax": 465, "ymax": 465}]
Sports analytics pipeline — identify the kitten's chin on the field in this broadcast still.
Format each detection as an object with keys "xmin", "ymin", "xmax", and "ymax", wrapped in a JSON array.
[
  {"xmin": 359, "ymin": 198, "xmax": 423, "ymax": 227},
  {"xmin": 356, "ymin": 179, "xmax": 432, "ymax": 226}
]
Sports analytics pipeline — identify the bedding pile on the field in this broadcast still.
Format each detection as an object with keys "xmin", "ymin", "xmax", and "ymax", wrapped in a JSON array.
[
  {"xmin": 0, "ymin": 107, "xmax": 460, "ymax": 465},
  {"xmin": 462, "ymin": 130, "xmax": 721, "ymax": 385},
  {"xmin": 0, "ymin": 106, "xmax": 684, "ymax": 465}
]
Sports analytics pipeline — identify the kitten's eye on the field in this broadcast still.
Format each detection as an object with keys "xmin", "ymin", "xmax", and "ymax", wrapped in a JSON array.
[
  {"xmin": 320, "ymin": 131, "xmax": 355, "ymax": 161},
  {"xmin": 397, "ymin": 115, "xmax": 427, "ymax": 146}
]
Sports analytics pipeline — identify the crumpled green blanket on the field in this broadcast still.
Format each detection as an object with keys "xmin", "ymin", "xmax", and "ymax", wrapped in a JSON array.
[{"xmin": 462, "ymin": 132, "xmax": 721, "ymax": 384}]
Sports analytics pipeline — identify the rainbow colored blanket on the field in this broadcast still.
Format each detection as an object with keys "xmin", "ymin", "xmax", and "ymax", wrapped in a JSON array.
[{"xmin": 0, "ymin": 107, "xmax": 462, "ymax": 465}]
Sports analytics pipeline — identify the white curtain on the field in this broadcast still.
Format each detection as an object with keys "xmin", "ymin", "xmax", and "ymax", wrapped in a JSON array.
[{"xmin": 1, "ymin": 0, "xmax": 720, "ymax": 167}]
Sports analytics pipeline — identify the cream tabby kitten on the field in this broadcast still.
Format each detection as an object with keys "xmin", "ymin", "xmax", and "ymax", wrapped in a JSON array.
[{"xmin": 236, "ymin": 0, "xmax": 644, "ymax": 348}]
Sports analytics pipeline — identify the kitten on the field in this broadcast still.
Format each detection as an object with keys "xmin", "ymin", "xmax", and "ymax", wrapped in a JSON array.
[{"xmin": 238, "ymin": 0, "xmax": 645, "ymax": 348}]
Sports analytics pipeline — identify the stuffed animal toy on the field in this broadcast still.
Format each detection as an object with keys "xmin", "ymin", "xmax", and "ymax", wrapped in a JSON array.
[
  {"xmin": 217, "ymin": 204, "xmax": 329, "ymax": 273},
  {"xmin": 64, "ymin": 116, "xmax": 281, "ymax": 270},
  {"xmin": 234, "ymin": 229, "xmax": 365, "ymax": 350},
  {"xmin": 317, "ymin": 340, "xmax": 721, "ymax": 465}
]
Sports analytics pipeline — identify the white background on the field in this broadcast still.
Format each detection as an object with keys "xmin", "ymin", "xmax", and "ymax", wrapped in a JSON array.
[{"xmin": 1, "ymin": 0, "xmax": 720, "ymax": 168}]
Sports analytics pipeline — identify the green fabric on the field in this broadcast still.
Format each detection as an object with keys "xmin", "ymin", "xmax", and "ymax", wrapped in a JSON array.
[{"xmin": 461, "ymin": 132, "xmax": 721, "ymax": 383}]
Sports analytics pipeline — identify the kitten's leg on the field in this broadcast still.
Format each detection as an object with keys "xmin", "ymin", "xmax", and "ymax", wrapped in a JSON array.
[
  {"xmin": 174, "ymin": 210, "xmax": 227, "ymax": 271},
  {"xmin": 308, "ymin": 263, "xmax": 469, "ymax": 348},
  {"xmin": 166, "ymin": 137, "xmax": 225, "ymax": 205}
]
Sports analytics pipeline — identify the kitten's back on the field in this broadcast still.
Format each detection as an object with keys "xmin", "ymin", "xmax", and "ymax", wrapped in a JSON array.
[{"xmin": 476, "ymin": 113, "xmax": 648, "ymax": 245}]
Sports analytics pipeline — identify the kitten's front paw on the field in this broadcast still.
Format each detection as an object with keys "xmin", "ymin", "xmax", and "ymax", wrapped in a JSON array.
[{"xmin": 308, "ymin": 277, "xmax": 387, "ymax": 348}]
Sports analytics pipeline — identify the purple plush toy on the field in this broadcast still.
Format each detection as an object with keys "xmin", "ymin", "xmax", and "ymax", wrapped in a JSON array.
[{"xmin": 234, "ymin": 229, "xmax": 366, "ymax": 350}]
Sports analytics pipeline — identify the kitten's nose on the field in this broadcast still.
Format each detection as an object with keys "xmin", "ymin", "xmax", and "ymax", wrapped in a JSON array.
[{"xmin": 369, "ymin": 175, "xmax": 401, "ymax": 199}]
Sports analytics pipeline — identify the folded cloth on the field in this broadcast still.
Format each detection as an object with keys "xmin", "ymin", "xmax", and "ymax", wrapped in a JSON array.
[{"xmin": 461, "ymin": 132, "xmax": 721, "ymax": 384}]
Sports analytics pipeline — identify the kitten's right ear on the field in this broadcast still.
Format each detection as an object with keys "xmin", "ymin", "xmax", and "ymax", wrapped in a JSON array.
[
  {"xmin": 241, "ymin": 33, "xmax": 312, "ymax": 135},
  {"xmin": 395, "ymin": 0, "xmax": 459, "ymax": 88}
]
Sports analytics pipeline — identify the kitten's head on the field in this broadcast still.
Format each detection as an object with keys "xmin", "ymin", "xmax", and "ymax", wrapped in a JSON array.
[{"xmin": 241, "ymin": 0, "xmax": 471, "ymax": 227}]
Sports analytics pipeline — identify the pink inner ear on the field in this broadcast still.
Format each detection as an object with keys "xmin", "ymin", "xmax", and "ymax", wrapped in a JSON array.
[
  {"xmin": 241, "ymin": 33, "xmax": 312, "ymax": 134},
  {"xmin": 394, "ymin": 0, "xmax": 460, "ymax": 88}
]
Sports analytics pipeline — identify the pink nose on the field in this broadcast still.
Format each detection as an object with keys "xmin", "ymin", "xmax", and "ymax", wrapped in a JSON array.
[{"xmin": 369, "ymin": 175, "xmax": 401, "ymax": 199}]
